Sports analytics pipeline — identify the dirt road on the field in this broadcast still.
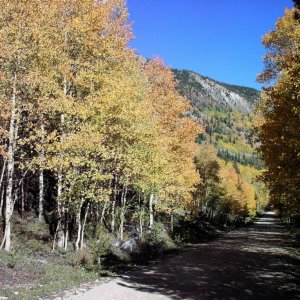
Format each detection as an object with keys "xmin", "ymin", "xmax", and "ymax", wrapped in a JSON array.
[{"xmin": 57, "ymin": 212, "xmax": 300, "ymax": 300}]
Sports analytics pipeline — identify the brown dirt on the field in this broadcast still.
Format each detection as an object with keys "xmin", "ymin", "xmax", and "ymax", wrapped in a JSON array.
[
  {"xmin": 55, "ymin": 212, "xmax": 300, "ymax": 300},
  {"xmin": 0, "ymin": 266, "xmax": 36, "ymax": 290}
]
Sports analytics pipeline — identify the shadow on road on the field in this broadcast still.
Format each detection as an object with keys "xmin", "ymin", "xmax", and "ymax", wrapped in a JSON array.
[{"xmin": 117, "ymin": 213, "xmax": 300, "ymax": 299}]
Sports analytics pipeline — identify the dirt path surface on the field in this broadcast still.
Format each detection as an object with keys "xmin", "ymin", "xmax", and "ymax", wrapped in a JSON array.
[{"xmin": 56, "ymin": 212, "xmax": 300, "ymax": 300}]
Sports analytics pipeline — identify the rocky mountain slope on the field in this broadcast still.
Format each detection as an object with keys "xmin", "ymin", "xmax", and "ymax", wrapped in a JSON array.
[
  {"xmin": 174, "ymin": 69, "xmax": 258, "ymax": 114},
  {"xmin": 173, "ymin": 69, "xmax": 261, "ymax": 168}
]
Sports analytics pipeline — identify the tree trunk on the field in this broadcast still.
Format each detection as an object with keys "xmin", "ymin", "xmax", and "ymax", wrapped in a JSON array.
[
  {"xmin": 75, "ymin": 199, "xmax": 84, "ymax": 252},
  {"xmin": 38, "ymin": 123, "xmax": 45, "ymax": 222},
  {"xmin": 2, "ymin": 73, "xmax": 17, "ymax": 252},
  {"xmin": 111, "ymin": 178, "xmax": 118, "ymax": 233},
  {"xmin": 55, "ymin": 169, "xmax": 65, "ymax": 249},
  {"xmin": 0, "ymin": 160, "xmax": 6, "ymax": 193},
  {"xmin": 149, "ymin": 193, "xmax": 154, "ymax": 229},
  {"xmin": 63, "ymin": 209, "xmax": 69, "ymax": 250},
  {"xmin": 79, "ymin": 202, "xmax": 90, "ymax": 250},
  {"xmin": 119, "ymin": 183, "xmax": 128, "ymax": 240},
  {"xmin": 54, "ymin": 75, "xmax": 68, "ymax": 249},
  {"xmin": 100, "ymin": 202, "xmax": 107, "ymax": 225},
  {"xmin": 38, "ymin": 169, "xmax": 44, "ymax": 221},
  {"xmin": 0, "ymin": 188, "xmax": 4, "ymax": 220},
  {"xmin": 139, "ymin": 196, "xmax": 144, "ymax": 238},
  {"xmin": 20, "ymin": 176, "xmax": 25, "ymax": 218},
  {"xmin": 0, "ymin": 161, "xmax": 6, "ymax": 219}
]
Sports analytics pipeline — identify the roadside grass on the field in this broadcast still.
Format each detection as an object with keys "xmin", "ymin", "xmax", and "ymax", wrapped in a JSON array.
[
  {"xmin": 0, "ymin": 215, "xmax": 100, "ymax": 300},
  {"xmin": 0, "ymin": 263, "xmax": 99, "ymax": 300}
]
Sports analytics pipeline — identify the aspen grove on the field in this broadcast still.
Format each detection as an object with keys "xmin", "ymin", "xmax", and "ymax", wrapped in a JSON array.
[{"xmin": 0, "ymin": 0, "xmax": 257, "ymax": 253}]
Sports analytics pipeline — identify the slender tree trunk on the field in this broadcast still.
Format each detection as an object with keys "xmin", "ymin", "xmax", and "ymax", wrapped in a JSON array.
[
  {"xmin": 0, "ymin": 188, "xmax": 4, "ymax": 220},
  {"xmin": 53, "ymin": 36, "xmax": 69, "ymax": 249},
  {"xmin": 63, "ymin": 209, "xmax": 69, "ymax": 250},
  {"xmin": 38, "ymin": 169, "xmax": 44, "ymax": 221},
  {"xmin": 55, "ymin": 78, "xmax": 67, "ymax": 249},
  {"xmin": 170, "ymin": 213, "xmax": 174, "ymax": 233},
  {"xmin": 55, "ymin": 169, "xmax": 65, "ymax": 249},
  {"xmin": 79, "ymin": 202, "xmax": 90, "ymax": 250},
  {"xmin": 38, "ymin": 123, "xmax": 45, "ymax": 222},
  {"xmin": 64, "ymin": 229, "xmax": 68, "ymax": 250},
  {"xmin": 75, "ymin": 219, "xmax": 81, "ymax": 252},
  {"xmin": 75, "ymin": 199, "xmax": 84, "ymax": 252},
  {"xmin": 2, "ymin": 73, "xmax": 17, "ymax": 252},
  {"xmin": 0, "ymin": 160, "xmax": 6, "ymax": 193},
  {"xmin": 20, "ymin": 176, "xmax": 25, "ymax": 218},
  {"xmin": 0, "ymin": 161, "xmax": 6, "ymax": 219},
  {"xmin": 119, "ymin": 183, "xmax": 128, "ymax": 240},
  {"xmin": 100, "ymin": 202, "xmax": 107, "ymax": 225},
  {"xmin": 111, "ymin": 178, "xmax": 118, "ymax": 233},
  {"xmin": 149, "ymin": 193, "xmax": 154, "ymax": 229},
  {"xmin": 139, "ymin": 196, "xmax": 144, "ymax": 238}
]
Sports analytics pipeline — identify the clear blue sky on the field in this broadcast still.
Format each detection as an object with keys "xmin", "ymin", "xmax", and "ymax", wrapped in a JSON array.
[{"xmin": 127, "ymin": 0, "xmax": 294, "ymax": 89}]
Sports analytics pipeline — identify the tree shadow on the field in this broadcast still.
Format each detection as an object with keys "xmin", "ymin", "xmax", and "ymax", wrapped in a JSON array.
[{"xmin": 115, "ymin": 221, "xmax": 300, "ymax": 299}]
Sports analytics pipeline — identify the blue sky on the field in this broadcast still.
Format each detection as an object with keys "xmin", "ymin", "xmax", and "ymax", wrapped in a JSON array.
[{"xmin": 127, "ymin": 0, "xmax": 294, "ymax": 89}]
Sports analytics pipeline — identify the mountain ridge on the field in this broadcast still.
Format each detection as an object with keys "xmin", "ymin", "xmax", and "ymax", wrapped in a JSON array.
[
  {"xmin": 173, "ymin": 68, "xmax": 261, "ymax": 169},
  {"xmin": 173, "ymin": 69, "xmax": 259, "ymax": 114}
]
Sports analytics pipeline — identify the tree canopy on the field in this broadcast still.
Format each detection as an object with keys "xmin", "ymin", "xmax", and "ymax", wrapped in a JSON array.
[{"xmin": 257, "ymin": 6, "xmax": 300, "ymax": 219}]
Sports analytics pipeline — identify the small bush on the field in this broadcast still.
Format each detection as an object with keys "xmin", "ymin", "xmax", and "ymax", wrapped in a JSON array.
[
  {"xmin": 173, "ymin": 216, "xmax": 220, "ymax": 243},
  {"xmin": 74, "ymin": 250, "xmax": 93, "ymax": 270},
  {"xmin": 140, "ymin": 223, "xmax": 175, "ymax": 258},
  {"xmin": 90, "ymin": 226, "xmax": 113, "ymax": 267}
]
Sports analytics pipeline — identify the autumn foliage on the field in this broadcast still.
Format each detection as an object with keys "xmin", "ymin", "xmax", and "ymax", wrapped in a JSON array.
[
  {"xmin": 0, "ymin": 0, "xmax": 258, "ymax": 252},
  {"xmin": 257, "ymin": 6, "xmax": 300, "ymax": 220}
]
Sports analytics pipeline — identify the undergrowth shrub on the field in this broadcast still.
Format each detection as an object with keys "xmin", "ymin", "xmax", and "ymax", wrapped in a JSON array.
[
  {"xmin": 89, "ymin": 225, "xmax": 113, "ymax": 268},
  {"xmin": 173, "ymin": 216, "xmax": 219, "ymax": 243},
  {"xmin": 140, "ymin": 223, "xmax": 175, "ymax": 258},
  {"xmin": 74, "ymin": 250, "xmax": 93, "ymax": 270}
]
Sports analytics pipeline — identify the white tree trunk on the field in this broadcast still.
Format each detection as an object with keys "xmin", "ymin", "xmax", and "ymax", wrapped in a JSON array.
[
  {"xmin": 119, "ymin": 184, "xmax": 128, "ymax": 240},
  {"xmin": 38, "ymin": 169, "xmax": 44, "ymax": 221},
  {"xmin": 2, "ymin": 74, "xmax": 17, "ymax": 252},
  {"xmin": 111, "ymin": 179, "xmax": 118, "ymax": 233},
  {"xmin": 139, "ymin": 207, "xmax": 144, "ymax": 238},
  {"xmin": 79, "ymin": 202, "xmax": 90, "ymax": 250},
  {"xmin": 21, "ymin": 176, "xmax": 25, "ymax": 218},
  {"xmin": 75, "ymin": 199, "xmax": 84, "ymax": 252},
  {"xmin": 0, "ymin": 161, "xmax": 7, "ymax": 217},
  {"xmin": 55, "ymin": 80, "xmax": 66, "ymax": 249},
  {"xmin": 38, "ymin": 123, "xmax": 45, "ymax": 222},
  {"xmin": 0, "ymin": 160, "xmax": 6, "ymax": 192},
  {"xmin": 149, "ymin": 193, "xmax": 154, "ymax": 229},
  {"xmin": 55, "ymin": 169, "xmax": 65, "ymax": 249},
  {"xmin": 63, "ymin": 209, "xmax": 69, "ymax": 250},
  {"xmin": 100, "ymin": 202, "xmax": 107, "ymax": 225}
]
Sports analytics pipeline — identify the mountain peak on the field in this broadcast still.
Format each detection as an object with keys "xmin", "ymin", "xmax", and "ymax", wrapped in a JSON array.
[{"xmin": 173, "ymin": 69, "xmax": 259, "ymax": 114}]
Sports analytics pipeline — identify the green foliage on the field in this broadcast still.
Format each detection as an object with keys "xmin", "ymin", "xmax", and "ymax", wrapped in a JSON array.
[
  {"xmin": 141, "ymin": 223, "xmax": 175, "ymax": 258},
  {"xmin": 73, "ymin": 250, "xmax": 93, "ymax": 270},
  {"xmin": 174, "ymin": 66, "xmax": 262, "ymax": 170},
  {"xmin": 89, "ymin": 226, "xmax": 113, "ymax": 267},
  {"xmin": 173, "ymin": 217, "xmax": 221, "ymax": 244}
]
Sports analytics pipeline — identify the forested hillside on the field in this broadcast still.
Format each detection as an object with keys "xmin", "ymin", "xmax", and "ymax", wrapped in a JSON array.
[
  {"xmin": 174, "ymin": 69, "xmax": 267, "ymax": 212},
  {"xmin": 174, "ymin": 69, "xmax": 260, "ymax": 166}
]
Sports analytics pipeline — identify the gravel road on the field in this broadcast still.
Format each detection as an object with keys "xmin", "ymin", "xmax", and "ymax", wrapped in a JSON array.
[{"xmin": 55, "ymin": 212, "xmax": 300, "ymax": 300}]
